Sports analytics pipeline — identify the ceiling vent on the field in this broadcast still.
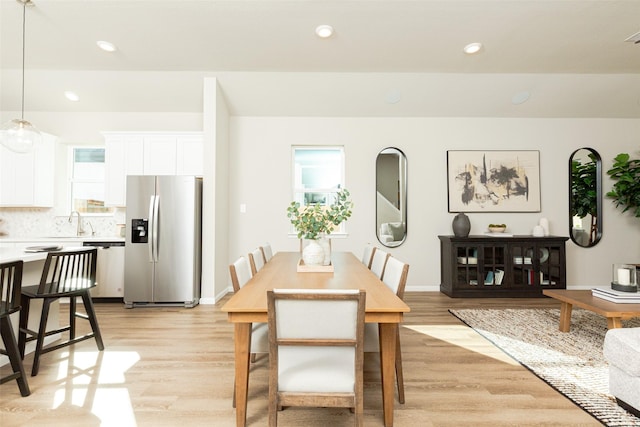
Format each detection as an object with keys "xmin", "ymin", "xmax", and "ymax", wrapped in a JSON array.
[{"xmin": 624, "ymin": 31, "xmax": 640, "ymax": 44}]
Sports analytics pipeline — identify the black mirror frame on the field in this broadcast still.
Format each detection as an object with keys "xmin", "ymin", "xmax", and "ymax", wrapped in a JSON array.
[
  {"xmin": 376, "ymin": 147, "xmax": 407, "ymax": 248},
  {"xmin": 569, "ymin": 147, "xmax": 602, "ymax": 247}
]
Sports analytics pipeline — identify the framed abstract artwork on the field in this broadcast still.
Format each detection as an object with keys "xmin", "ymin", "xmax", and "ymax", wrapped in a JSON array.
[{"xmin": 447, "ymin": 150, "xmax": 541, "ymax": 212}]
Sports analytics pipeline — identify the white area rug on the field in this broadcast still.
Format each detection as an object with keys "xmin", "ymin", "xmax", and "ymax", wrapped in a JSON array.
[{"xmin": 449, "ymin": 308, "xmax": 640, "ymax": 427}]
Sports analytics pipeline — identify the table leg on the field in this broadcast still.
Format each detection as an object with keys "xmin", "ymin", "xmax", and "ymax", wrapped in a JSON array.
[
  {"xmin": 378, "ymin": 323, "xmax": 397, "ymax": 427},
  {"xmin": 234, "ymin": 323, "xmax": 251, "ymax": 427},
  {"xmin": 607, "ymin": 317, "xmax": 623, "ymax": 329},
  {"xmin": 558, "ymin": 302, "xmax": 573, "ymax": 332}
]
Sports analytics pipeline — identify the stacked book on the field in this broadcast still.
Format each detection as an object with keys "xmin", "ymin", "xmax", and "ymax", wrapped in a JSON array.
[{"xmin": 592, "ymin": 287, "xmax": 640, "ymax": 303}]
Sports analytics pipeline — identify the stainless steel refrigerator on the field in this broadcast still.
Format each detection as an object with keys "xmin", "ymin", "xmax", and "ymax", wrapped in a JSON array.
[{"xmin": 124, "ymin": 175, "xmax": 202, "ymax": 308}]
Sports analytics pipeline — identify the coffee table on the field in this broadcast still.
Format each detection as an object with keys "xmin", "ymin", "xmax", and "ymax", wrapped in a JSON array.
[{"xmin": 543, "ymin": 289, "xmax": 640, "ymax": 332}]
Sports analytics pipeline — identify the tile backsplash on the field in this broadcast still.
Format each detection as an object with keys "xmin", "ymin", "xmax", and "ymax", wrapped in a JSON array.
[{"xmin": 0, "ymin": 208, "xmax": 126, "ymax": 238}]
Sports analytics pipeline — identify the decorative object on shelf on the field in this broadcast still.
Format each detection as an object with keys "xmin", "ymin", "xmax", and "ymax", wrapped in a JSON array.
[
  {"xmin": 606, "ymin": 153, "xmax": 640, "ymax": 219},
  {"xmin": 532, "ymin": 225, "xmax": 545, "ymax": 237},
  {"xmin": 487, "ymin": 223, "xmax": 506, "ymax": 233},
  {"xmin": 611, "ymin": 263, "xmax": 638, "ymax": 293},
  {"xmin": 0, "ymin": 0, "xmax": 41, "ymax": 154},
  {"xmin": 452, "ymin": 212, "xmax": 471, "ymax": 237},
  {"xmin": 287, "ymin": 188, "xmax": 353, "ymax": 267},
  {"xmin": 539, "ymin": 218, "xmax": 549, "ymax": 236},
  {"xmin": 447, "ymin": 150, "xmax": 541, "ymax": 213}
]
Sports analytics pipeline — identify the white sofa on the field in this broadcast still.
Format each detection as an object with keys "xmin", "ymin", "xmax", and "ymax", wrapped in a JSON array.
[
  {"xmin": 603, "ymin": 327, "xmax": 640, "ymax": 417},
  {"xmin": 379, "ymin": 222, "xmax": 405, "ymax": 245}
]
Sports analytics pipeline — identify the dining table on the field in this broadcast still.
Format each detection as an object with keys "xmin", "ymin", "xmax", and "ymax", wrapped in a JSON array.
[{"xmin": 222, "ymin": 251, "xmax": 410, "ymax": 427}]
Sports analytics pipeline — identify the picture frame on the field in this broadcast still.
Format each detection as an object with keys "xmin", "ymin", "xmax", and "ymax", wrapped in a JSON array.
[{"xmin": 447, "ymin": 150, "xmax": 541, "ymax": 213}]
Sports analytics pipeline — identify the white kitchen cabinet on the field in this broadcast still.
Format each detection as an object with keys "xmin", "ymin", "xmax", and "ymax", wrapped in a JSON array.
[
  {"xmin": 176, "ymin": 134, "xmax": 204, "ymax": 176},
  {"xmin": 104, "ymin": 134, "xmax": 144, "ymax": 206},
  {"xmin": 143, "ymin": 135, "xmax": 177, "ymax": 175},
  {"xmin": 0, "ymin": 133, "xmax": 55, "ymax": 207},
  {"xmin": 103, "ymin": 132, "xmax": 203, "ymax": 206}
]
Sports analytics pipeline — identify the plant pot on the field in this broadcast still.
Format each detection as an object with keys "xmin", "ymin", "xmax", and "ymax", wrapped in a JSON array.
[{"xmin": 301, "ymin": 239, "xmax": 325, "ymax": 266}]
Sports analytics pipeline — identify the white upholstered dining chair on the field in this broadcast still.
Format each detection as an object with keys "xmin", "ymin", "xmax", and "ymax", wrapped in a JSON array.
[
  {"xmin": 261, "ymin": 243, "xmax": 273, "ymax": 263},
  {"xmin": 369, "ymin": 248, "xmax": 390, "ymax": 279},
  {"xmin": 248, "ymin": 248, "xmax": 265, "ymax": 276},
  {"xmin": 267, "ymin": 288, "xmax": 366, "ymax": 427},
  {"xmin": 228, "ymin": 256, "xmax": 268, "ymax": 407},
  {"xmin": 364, "ymin": 256, "xmax": 409, "ymax": 404},
  {"xmin": 361, "ymin": 244, "xmax": 376, "ymax": 269}
]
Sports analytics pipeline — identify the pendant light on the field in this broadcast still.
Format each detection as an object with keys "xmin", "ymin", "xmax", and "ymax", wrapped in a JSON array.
[{"xmin": 0, "ymin": 0, "xmax": 41, "ymax": 154}]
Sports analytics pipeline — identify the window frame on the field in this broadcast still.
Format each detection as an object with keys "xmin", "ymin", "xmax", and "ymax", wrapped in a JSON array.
[
  {"xmin": 67, "ymin": 146, "xmax": 114, "ymax": 216},
  {"xmin": 291, "ymin": 145, "xmax": 347, "ymax": 236}
]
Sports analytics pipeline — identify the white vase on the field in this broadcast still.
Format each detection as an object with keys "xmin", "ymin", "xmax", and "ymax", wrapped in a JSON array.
[
  {"xmin": 302, "ymin": 239, "xmax": 325, "ymax": 266},
  {"xmin": 318, "ymin": 235, "xmax": 332, "ymax": 266}
]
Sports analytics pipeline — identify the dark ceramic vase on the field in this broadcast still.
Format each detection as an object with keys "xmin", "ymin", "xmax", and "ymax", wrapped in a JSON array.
[{"xmin": 452, "ymin": 212, "xmax": 471, "ymax": 237}]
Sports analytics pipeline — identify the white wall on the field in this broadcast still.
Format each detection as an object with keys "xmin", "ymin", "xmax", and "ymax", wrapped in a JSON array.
[{"xmin": 228, "ymin": 117, "xmax": 640, "ymax": 291}]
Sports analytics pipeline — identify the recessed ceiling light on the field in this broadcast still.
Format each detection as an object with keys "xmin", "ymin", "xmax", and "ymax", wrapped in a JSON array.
[
  {"xmin": 385, "ymin": 89, "xmax": 401, "ymax": 104},
  {"xmin": 64, "ymin": 91, "xmax": 80, "ymax": 102},
  {"xmin": 463, "ymin": 42, "xmax": 483, "ymax": 54},
  {"xmin": 96, "ymin": 40, "xmax": 117, "ymax": 52},
  {"xmin": 315, "ymin": 25, "xmax": 334, "ymax": 38},
  {"xmin": 512, "ymin": 91, "xmax": 531, "ymax": 105}
]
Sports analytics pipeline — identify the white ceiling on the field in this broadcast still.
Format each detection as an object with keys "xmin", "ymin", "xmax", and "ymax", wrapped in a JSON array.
[{"xmin": 1, "ymin": 0, "xmax": 639, "ymax": 117}]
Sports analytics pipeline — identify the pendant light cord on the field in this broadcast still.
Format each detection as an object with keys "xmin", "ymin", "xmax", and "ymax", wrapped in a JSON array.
[{"xmin": 20, "ymin": 0, "xmax": 26, "ymax": 121}]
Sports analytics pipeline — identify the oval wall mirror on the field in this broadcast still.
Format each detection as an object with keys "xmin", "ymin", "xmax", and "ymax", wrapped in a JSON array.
[
  {"xmin": 376, "ymin": 147, "xmax": 407, "ymax": 247},
  {"xmin": 569, "ymin": 147, "xmax": 602, "ymax": 247}
]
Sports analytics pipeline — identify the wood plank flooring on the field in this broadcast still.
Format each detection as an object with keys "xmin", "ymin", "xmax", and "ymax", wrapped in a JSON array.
[{"xmin": 1, "ymin": 292, "xmax": 601, "ymax": 426}]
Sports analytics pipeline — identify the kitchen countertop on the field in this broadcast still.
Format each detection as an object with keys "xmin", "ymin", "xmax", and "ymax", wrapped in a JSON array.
[
  {"xmin": 1, "ymin": 236, "xmax": 125, "ymax": 243},
  {"xmin": 0, "ymin": 248, "xmax": 50, "ymax": 263}
]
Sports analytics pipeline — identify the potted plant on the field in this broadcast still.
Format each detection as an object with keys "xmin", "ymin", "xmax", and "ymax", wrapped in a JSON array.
[
  {"xmin": 287, "ymin": 189, "xmax": 353, "ymax": 265},
  {"xmin": 606, "ymin": 153, "xmax": 640, "ymax": 218}
]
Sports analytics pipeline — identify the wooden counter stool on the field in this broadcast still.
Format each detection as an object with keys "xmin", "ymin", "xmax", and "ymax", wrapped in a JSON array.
[
  {"xmin": 18, "ymin": 248, "xmax": 104, "ymax": 376},
  {"xmin": 0, "ymin": 260, "xmax": 30, "ymax": 396}
]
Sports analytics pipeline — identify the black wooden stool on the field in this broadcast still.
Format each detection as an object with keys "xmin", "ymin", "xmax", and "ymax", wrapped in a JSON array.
[
  {"xmin": 0, "ymin": 260, "xmax": 30, "ymax": 396},
  {"xmin": 18, "ymin": 248, "xmax": 104, "ymax": 376}
]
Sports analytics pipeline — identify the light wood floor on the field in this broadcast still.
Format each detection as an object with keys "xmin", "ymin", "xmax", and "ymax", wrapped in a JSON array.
[{"xmin": 1, "ymin": 292, "xmax": 601, "ymax": 426}]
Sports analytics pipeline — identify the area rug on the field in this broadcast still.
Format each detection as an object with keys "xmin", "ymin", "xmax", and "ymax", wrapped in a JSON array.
[{"xmin": 449, "ymin": 308, "xmax": 640, "ymax": 427}]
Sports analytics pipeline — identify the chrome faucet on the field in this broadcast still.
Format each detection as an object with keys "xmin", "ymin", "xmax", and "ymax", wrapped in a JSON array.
[{"xmin": 68, "ymin": 211, "xmax": 85, "ymax": 236}]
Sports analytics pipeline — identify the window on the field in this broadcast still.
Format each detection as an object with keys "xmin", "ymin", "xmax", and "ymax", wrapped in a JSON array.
[
  {"xmin": 68, "ymin": 147, "xmax": 113, "ymax": 215},
  {"xmin": 292, "ymin": 146, "xmax": 346, "ymax": 232}
]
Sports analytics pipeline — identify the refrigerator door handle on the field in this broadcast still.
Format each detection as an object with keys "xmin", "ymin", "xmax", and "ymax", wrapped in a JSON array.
[
  {"xmin": 148, "ymin": 195, "xmax": 155, "ymax": 262},
  {"xmin": 152, "ymin": 194, "xmax": 160, "ymax": 262}
]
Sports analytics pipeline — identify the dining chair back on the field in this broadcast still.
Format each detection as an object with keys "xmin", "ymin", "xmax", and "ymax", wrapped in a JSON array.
[
  {"xmin": 261, "ymin": 243, "xmax": 273, "ymax": 263},
  {"xmin": 229, "ymin": 256, "xmax": 252, "ymax": 292},
  {"xmin": 364, "ymin": 256, "xmax": 409, "ymax": 404},
  {"xmin": 249, "ymin": 248, "xmax": 265, "ymax": 276},
  {"xmin": 18, "ymin": 247, "xmax": 104, "ymax": 376},
  {"xmin": 228, "ymin": 254, "xmax": 268, "ymax": 408},
  {"xmin": 369, "ymin": 248, "xmax": 390, "ymax": 279},
  {"xmin": 361, "ymin": 244, "xmax": 376, "ymax": 269},
  {"xmin": 0, "ymin": 260, "xmax": 30, "ymax": 396},
  {"xmin": 267, "ymin": 288, "xmax": 366, "ymax": 427}
]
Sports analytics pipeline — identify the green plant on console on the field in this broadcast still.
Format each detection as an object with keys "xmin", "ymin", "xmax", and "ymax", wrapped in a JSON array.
[
  {"xmin": 286, "ymin": 189, "xmax": 353, "ymax": 240},
  {"xmin": 606, "ymin": 153, "xmax": 640, "ymax": 218}
]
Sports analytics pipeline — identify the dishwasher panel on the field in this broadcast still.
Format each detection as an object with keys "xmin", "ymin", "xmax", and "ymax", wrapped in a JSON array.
[{"xmin": 83, "ymin": 241, "xmax": 125, "ymax": 299}]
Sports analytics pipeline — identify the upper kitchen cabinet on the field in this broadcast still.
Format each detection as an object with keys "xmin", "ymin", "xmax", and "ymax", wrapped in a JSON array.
[
  {"xmin": 103, "ymin": 132, "xmax": 203, "ymax": 206},
  {"xmin": 0, "ymin": 133, "xmax": 55, "ymax": 207}
]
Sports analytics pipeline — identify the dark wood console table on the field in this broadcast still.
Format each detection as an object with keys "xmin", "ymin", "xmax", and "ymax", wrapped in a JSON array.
[{"xmin": 439, "ymin": 235, "xmax": 569, "ymax": 298}]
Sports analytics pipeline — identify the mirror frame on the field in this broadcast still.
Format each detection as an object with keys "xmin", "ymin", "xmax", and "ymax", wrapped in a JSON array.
[
  {"xmin": 376, "ymin": 147, "xmax": 407, "ymax": 247},
  {"xmin": 569, "ymin": 147, "xmax": 602, "ymax": 247}
]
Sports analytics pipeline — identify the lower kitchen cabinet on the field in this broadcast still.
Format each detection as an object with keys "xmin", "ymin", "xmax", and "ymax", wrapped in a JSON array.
[{"xmin": 439, "ymin": 235, "xmax": 568, "ymax": 297}]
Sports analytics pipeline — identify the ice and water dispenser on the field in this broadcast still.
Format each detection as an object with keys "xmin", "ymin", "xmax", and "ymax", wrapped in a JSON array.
[{"xmin": 131, "ymin": 219, "xmax": 148, "ymax": 243}]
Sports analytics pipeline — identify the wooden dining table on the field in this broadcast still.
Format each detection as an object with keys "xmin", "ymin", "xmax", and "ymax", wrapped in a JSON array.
[{"xmin": 222, "ymin": 251, "xmax": 410, "ymax": 427}]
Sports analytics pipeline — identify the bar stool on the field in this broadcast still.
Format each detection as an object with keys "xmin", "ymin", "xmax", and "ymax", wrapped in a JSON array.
[
  {"xmin": 0, "ymin": 260, "xmax": 30, "ymax": 396},
  {"xmin": 18, "ymin": 247, "xmax": 104, "ymax": 376}
]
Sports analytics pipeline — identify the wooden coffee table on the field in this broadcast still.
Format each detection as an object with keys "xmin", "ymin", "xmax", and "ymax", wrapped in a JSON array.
[{"xmin": 543, "ymin": 289, "xmax": 640, "ymax": 332}]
